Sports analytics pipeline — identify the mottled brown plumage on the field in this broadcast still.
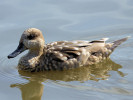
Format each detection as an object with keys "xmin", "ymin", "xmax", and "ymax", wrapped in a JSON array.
[{"xmin": 8, "ymin": 28, "xmax": 129, "ymax": 72}]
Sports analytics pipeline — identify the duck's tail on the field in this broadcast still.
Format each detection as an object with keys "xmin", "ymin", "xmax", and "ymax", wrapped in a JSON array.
[{"xmin": 110, "ymin": 36, "xmax": 130, "ymax": 51}]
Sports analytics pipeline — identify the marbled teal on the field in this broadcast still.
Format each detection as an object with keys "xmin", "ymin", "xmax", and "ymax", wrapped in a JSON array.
[{"xmin": 8, "ymin": 28, "xmax": 129, "ymax": 72}]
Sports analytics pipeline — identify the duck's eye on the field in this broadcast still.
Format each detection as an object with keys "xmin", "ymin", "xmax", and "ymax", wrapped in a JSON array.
[{"xmin": 27, "ymin": 35, "xmax": 35, "ymax": 40}]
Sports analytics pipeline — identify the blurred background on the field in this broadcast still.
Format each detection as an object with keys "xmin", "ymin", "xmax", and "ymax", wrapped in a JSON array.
[{"xmin": 0, "ymin": 0, "xmax": 133, "ymax": 100}]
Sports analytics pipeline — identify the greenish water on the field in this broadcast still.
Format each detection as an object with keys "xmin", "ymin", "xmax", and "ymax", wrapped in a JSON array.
[{"xmin": 0, "ymin": 0, "xmax": 133, "ymax": 100}]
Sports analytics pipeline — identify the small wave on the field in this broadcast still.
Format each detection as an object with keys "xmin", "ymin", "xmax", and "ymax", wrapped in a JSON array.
[{"xmin": 0, "ymin": 57, "xmax": 26, "ymax": 83}]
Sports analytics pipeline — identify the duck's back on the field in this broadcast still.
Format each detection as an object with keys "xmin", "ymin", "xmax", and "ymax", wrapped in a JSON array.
[
  {"xmin": 40, "ymin": 37, "xmax": 129, "ymax": 70},
  {"xmin": 41, "ymin": 38, "xmax": 112, "ymax": 70}
]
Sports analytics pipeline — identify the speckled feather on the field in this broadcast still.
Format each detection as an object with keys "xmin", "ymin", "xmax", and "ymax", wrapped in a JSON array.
[
  {"xmin": 7, "ymin": 28, "xmax": 129, "ymax": 72},
  {"xmin": 38, "ymin": 38, "xmax": 126, "ymax": 71}
]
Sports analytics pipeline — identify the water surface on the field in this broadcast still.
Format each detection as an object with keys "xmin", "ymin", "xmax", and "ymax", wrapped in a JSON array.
[{"xmin": 0, "ymin": 0, "xmax": 133, "ymax": 100}]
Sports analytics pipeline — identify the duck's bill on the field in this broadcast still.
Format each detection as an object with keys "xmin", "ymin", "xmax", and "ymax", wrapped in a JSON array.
[{"xmin": 7, "ymin": 43, "xmax": 27, "ymax": 59}]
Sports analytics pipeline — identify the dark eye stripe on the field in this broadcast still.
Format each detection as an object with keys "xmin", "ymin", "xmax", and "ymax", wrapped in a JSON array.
[{"xmin": 27, "ymin": 35, "xmax": 36, "ymax": 40}]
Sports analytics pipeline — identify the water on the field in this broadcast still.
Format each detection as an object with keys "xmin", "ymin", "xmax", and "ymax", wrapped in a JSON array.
[{"xmin": 0, "ymin": 0, "xmax": 133, "ymax": 100}]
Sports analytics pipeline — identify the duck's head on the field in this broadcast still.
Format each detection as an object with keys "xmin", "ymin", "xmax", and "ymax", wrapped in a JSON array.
[{"xmin": 8, "ymin": 28, "xmax": 45, "ymax": 59}]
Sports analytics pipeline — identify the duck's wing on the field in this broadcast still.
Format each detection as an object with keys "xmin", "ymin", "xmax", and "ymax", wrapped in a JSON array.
[
  {"xmin": 46, "ymin": 40, "xmax": 92, "ymax": 62},
  {"xmin": 43, "ymin": 39, "xmax": 111, "ymax": 70},
  {"xmin": 43, "ymin": 40, "xmax": 92, "ymax": 70},
  {"xmin": 43, "ymin": 37, "xmax": 128, "ymax": 70},
  {"xmin": 46, "ymin": 38, "xmax": 110, "ymax": 61}
]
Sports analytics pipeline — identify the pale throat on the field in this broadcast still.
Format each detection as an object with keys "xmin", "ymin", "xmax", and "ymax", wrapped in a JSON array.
[
  {"xmin": 28, "ymin": 47, "xmax": 44, "ymax": 57},
  {"xmin": 19, "ymin": 48, "xmax": 44, "ymax": 68}
]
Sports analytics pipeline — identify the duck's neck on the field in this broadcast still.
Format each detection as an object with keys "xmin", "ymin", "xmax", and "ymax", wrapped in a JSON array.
[
  {"xmin": 28, "ymin": 48, "xmax": 44, "ymax": 57},
  {"xmin": 18, "ymin": 47, "xmax": 44, "ymax": 71}
]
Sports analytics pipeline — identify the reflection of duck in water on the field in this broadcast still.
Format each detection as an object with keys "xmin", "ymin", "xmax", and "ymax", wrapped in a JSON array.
[
  {"xmin": 10, "ymin": 59, "xmax": 124, "ymax": 100},
  {"xmin": 8, "ymin": 28, "xmax": 129, "ymax": 72},
  {"xmin": 11, "ymin": 75, "xmax": 44, "ymax": 100}
]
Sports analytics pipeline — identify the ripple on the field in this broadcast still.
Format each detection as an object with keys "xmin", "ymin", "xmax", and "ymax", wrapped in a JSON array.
[
  {"xmin": 52, "ymin": 81, "xmax": 133, "ymax": 96},
  {"xmin": 0, "ymin": 57, "xmax": 27, "ymax": 83}
]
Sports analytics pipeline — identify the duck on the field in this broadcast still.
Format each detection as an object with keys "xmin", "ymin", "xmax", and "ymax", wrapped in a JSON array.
[{"xmin": 8, "ymin": 28, "xmax": 129, "ymax": 72}]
